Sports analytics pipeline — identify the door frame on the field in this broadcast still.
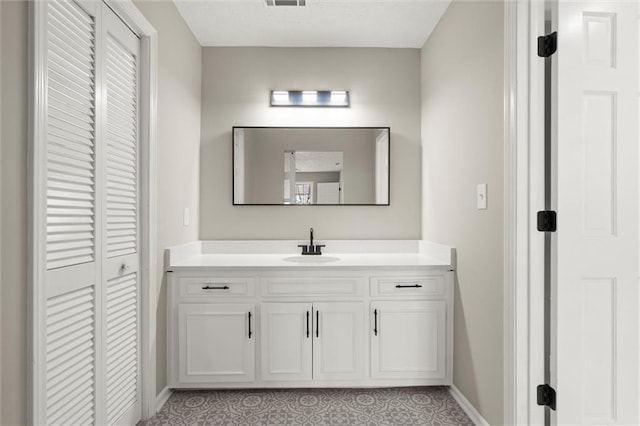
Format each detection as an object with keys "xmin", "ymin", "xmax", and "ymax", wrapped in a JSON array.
[
  {"xmin": 0, "ymin": 1, "xmax": 3, "ymax": 421},
  {"xmin": 503, "ymin": 1, "xmax": 546, "ymax": 425},
  {"xmin": 103, "ymin": 2, "xmax": 157, "ymax": 420},
  {"xmin": 28, "ymin": 0, "xmax": 158, "ymax": 422}
]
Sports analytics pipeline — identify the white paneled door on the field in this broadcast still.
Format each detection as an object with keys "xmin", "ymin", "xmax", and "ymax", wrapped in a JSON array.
[
  {"xmin": 553, "ymin": 1, "xmax": 638, "ymax": 424},
  {"xmin": 35, "ymin": 1, "xmax": 141, "ymax": 424}
]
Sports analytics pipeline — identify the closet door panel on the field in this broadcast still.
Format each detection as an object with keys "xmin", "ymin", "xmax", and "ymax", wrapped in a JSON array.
[
  {"xmin": 46, "ymin": 286, "xmax": 96, "ymax": 425},
  {"xmin": 101, "ymin": 6, "xmax": 141, "ymax": 425},
  {"xmin": 45, "ymin": 0, "xmax": 97, "ymax": 275},
  {"xmin": 43, "ymin": 1, "xmax": 99, "ymax": 425}
]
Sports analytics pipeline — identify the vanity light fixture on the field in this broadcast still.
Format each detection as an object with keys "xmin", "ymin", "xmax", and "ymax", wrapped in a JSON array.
[
  {"xmin": 270, "ymin": 90, "xmax": 350, "ymax": 107},
  {"xmin": 265, "ymin": 0, "xmax": 306, "ymax": 6}
]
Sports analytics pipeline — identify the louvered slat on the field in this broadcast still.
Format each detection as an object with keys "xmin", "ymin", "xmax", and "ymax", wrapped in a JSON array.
[
  {"xmin": 106, "ymin": 273, "xmax": 138, "ymax": 424},
  {"xmin": 46, "ymin": 285, "xmax": 95, "ymax": 425},
  {"xmin": 105, "ymin": 34, "xmax": 138, "ymax": 259},
  {"xmin": 46, "ymin": 0, "xmax": 96, "ymax": 271}
]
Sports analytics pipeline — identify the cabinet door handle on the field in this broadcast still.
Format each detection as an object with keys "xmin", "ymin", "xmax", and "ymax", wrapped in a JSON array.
[
  {"xmin": 374, "ymin": 309, "xmax": 378, "ymax": 336},
  {"xmin": 202, "ymin": 285, "xmax": 230, "ymax": 290},
  {"xmin": 395, "ymin": 284, "xmax": 422, "ymax": 288},
  {"xmin": 248, "ymin": 312, "xmax": 252, "ymax": 339},
  {"xmin": 316, "ymin": 310, "xmax": 319, "ymax": 338},
  {"xmin": 306, "ymin": 311, "xmax": 310, "ymax": 338}
]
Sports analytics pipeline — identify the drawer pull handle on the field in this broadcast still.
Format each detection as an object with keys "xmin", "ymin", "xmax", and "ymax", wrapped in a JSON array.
[
  {"xmin": 306, "ymin": 311, "xmax": 310, "ymax": 338},
  {"xmin": 202, "ymin": 285, "xmax": 230, "ymax": 290},
  {"xmin": 374, "ymin": 309, "xmax": 378, "ymax": 336},
  {"xmin": 395, "ymin": 284, "xmax": 422, "ymax": 288},
  {"xmin": 248, "ymin": 312, "xmax": 252, "ymax": 339},
  {"xmin": 316, "ymin": 310, "xmax": 319, "ymax": 338}
]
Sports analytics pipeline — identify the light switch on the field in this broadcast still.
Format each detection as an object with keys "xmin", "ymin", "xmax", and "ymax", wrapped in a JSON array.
[
  {"xmin": 477, "ymin": 184, "xmax": 487, "ymax": 210},
  {"xmin": 183, "ymin": 207, "xmax": 190, "ymax": 227}
]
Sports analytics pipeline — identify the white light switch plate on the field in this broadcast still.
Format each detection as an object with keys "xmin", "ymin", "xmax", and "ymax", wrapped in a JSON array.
[
  {"xmin": 477, "ymin": 184, "xmax": 487, "ymax": 210},
  {"xmin": 183, "ymin": 207, "xmax": 190, "ymax": 227}
]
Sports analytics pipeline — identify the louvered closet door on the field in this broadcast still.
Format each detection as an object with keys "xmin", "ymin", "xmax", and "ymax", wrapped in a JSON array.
[
  {"xmin": 40, "ymin": 1, "xmax": 142, "ymax": 425},
  {"xmin": 101, "ymin": 5, "xmax": 141, "ymax": 425},
  {"xmin": 44, "ymin": 1, "xmax": 100, "ymax": 425}
]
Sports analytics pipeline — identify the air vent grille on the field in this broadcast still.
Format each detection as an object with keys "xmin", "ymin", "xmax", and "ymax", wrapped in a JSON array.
[{"xmin": 265, "ymin": 0, "xmax": 306, "ymax": 6}]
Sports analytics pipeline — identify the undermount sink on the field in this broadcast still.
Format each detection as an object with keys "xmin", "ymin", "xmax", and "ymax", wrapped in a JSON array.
[{"xmin": 283, "ymin": 255, "xmax": 340, "ymax": 263}]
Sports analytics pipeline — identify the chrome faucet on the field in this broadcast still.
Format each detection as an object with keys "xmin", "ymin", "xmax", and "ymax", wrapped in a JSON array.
[{"xmin": 298, "ymin": 227, "xmax": 325, "ymax": 255}]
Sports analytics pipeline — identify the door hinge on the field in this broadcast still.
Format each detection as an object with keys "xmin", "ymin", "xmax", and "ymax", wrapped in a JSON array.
[
  {"xmin": 537, "ymin": 384, "xmax": 556, "ymax": 410},
  {"xmin": 537, "ymin": 210, "xmax": 557, "ymax": 232},
  {"xmin": 537, "ymin": 32, "xmax": 557, "ymax": 57}
]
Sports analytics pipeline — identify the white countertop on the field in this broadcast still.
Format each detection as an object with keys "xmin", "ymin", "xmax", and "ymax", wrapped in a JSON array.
[{"xmin": 166, "ymin": 240, "xmax": 456, "ymax": 270}]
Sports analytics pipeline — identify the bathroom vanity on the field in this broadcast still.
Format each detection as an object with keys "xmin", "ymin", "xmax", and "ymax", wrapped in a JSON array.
[{"xmin": 166, "ymin": 240, "xmax": 455, "ymax": 389}]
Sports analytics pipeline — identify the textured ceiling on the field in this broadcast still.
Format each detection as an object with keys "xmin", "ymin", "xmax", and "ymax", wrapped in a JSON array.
[
  {"xmin": 296, "ymin": 151, "xmax": 344, "ymax": 172},
  {"xmin": 173, "ymin": 0, "xmax": 452, "ymax": 48}
]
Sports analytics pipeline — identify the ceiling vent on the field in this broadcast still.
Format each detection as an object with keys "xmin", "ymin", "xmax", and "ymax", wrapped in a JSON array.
[{"xmin": 265, "ymin": 0, "xmax": 306, "ymax": 6}]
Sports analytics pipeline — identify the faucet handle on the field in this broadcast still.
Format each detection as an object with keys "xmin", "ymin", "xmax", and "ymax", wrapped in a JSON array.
[
  {"xmin": 315, "ymin": 244, "xmax": 325, "ymax": 254},
  {"xmin": 297, "ymin": 244, "xmax": 308, "ymax": 254}
]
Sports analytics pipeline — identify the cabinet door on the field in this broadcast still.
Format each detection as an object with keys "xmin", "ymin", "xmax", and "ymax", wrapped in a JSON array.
[
  {"xmin": 261, "ymin": 303, "xmax": 312, "ymax": 381},
  {"xmin": 313, "ymin": 302, "xmax": 364, "ymax": 381},
  {"xmin": 371, "ymin": 300, "xmax": 446, "ymax": 380},
  {"xmin": 178, "ymin": 304, "xmax": 255, "ymax": 383}
]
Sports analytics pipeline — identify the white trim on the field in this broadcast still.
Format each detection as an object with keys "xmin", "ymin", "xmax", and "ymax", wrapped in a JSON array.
[
  {"xmin": 448, "ymin": 385, "xmax": 490, "ymax": 426},
  {"xmin": 156, "ymin": 386, "xmax": 172, "ymax": 413},
  {"xmin": 28, "ymin": 2, "xmax": 48, "ymax": 423},
  {"xmin": 0, "ymin": 1, "xmax": 3, "ymax": 421},
  {"xmin": 506, "ymin": 1, "xmax": 547, "ymax": 425},
  {"xmin": 103, "ymin": 0, "xmax": 158, "ymax": 420},
  {"xmin": 503, "ymin": 1, "xmax": 518, "ymax": 425},
  {"xmin": 526, "ymin": 3, "xmax": 547, "ymax": 425},
  {"xmin": 504, "ymin": 0, "xmax": 546, "ymax": 424}
]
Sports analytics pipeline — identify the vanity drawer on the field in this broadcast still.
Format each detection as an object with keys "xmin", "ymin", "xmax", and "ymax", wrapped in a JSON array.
[
  {"xmin": 261, "ymin": 276, "xmax": 365, "ymax": 297},
  {"xmin": 370, "ymin": 275, "xmax": 445, "ymax": 298},
  {"xmin": 179, "ymin": 277, "xmax": 256, "ymax": 298}
]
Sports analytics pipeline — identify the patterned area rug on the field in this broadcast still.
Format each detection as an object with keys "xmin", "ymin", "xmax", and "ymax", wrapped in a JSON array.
[{"xmin": 139, "ymin": 387, "xmax": 473, "ymax": 426}]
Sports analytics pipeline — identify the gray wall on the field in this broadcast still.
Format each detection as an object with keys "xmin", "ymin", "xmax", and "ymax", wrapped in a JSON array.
[
  {"xmin": 0, "ymin": 1, "xmax": 202, "ymax": 422},
  {"xmin": 133, "ymin": 0, "xmax": 202, "ymax": 397},
  {"xmin": 200, "ymin": 47, "xmax": 422, "ymax": 239},
  {"xmin": 1, "ymin": 2, "xmax": 27, "ymax": 424},
  {"xmin": 421, "ymin": 1, "xmax": 504, "ymax": 425},
  {"xmin": 243, "ymin": 128, "xmax": 375, "ymax": 204}
]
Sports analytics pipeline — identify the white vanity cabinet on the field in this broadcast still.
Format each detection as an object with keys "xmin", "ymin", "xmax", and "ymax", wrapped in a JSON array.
[
  {"xmin": 167, "ymin": 240, "xmax": 455, "ymax": 390},
  {"xmin": 261, "ymin": 302, "xmax": 364, "ymax": 382},
  {"xmin": 261, "ymin": 302, "xmax": 312, "ymax": 381},
  {"xmin": 369, "ymin": 273, "xmax": 451, "ymax": 381},
  {"xmin": 169, "ymin": 274, "xmax": 258, "ymax": 387},
  {"xmin": 312, "ymin": 302, "xmax": 365, "ymax": 381},
  {"xmin": 178, "ymin": 303, "xmax": 255, "ymax": 384},
  {"xmin": 370, "ymin": 300, "xmax": 446, "ymax": 380}
]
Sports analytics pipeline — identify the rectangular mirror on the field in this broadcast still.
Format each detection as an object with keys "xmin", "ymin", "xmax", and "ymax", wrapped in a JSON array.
[{"xmin": 233, "ymin": 127, "xmax": 390, "ymax": 205}]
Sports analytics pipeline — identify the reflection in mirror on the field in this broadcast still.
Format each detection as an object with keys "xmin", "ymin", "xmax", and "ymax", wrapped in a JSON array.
[
  {"xmin": 284, "ymin": 151, "xmax": 343, "ymax": 204},
  {"xmin": 233, "ymin": 127, "xmax": 390, "ymax": 205}
]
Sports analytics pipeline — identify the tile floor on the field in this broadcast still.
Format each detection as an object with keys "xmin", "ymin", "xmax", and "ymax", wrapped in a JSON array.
[{"xmin": 139, "ymin": 386, "xmax": 473, "ymax": 426}]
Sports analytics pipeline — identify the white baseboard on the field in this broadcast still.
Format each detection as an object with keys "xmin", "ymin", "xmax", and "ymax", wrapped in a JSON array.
[
  {"xmin": 448, "ymin": 385, "xmax": 490, "ymax": 426},
  {"xmin": 156, "ymin": 386, "xmax": 173, "ymax": 413}
]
